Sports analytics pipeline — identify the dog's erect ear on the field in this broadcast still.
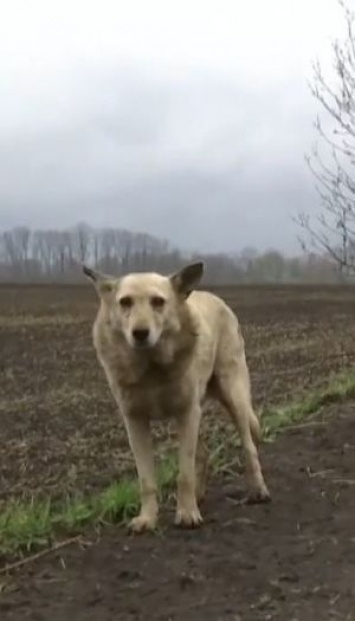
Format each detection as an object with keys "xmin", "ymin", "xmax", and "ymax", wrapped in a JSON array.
[
  {"xmin": 170, "ymin": 262, "xmax": 204, "ymax": 298},
  {"xmin": 82, "ymin": 265, "xmax": 117, "ymax": 296}
]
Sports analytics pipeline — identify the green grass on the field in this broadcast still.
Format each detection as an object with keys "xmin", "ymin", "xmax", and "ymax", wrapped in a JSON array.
[
  {"xmin": 262, "ymin": 368, "xmax": 355, "ymax": 439},
  {"xmin": 1, "ymin": 370, "xmax": 355, "ymax": 560},
  {"xmin": 0, "ymin": 457, "xmax": 178, "ymax": 558}
]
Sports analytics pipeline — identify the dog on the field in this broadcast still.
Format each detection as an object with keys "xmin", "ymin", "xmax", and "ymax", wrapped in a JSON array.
[{"xmin": 83, "ymin": 261, "xmax": 270, "ymax": 532}]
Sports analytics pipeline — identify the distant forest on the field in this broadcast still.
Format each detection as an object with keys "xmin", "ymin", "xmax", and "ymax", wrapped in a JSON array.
[{"xmin": 0, "ymin": 222, "xmax": 347, "ymax": 284}]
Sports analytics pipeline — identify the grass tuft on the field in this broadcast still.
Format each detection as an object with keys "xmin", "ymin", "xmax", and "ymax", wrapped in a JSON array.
[
  {"xmin": 1, "ymin": 369, "xmax": 355, "ymax": 559},
  {"xmin": 0, "ymin": 458, "xmax": 177, "ymax": 558},
  {"xmin": 262, "ymin": 369, "xmax": 355, "ymax": 439},
  {"xmin": 0, "ymin": 499, "xmax": 53, "ymax": 554}
]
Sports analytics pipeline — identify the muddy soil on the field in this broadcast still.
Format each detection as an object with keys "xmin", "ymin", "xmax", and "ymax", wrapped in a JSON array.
[{"xmin": 1, "ymin": 403, "xmax": 355, "ymax": 621}]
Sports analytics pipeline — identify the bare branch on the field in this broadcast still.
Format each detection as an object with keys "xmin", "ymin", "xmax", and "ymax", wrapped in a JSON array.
[{"xmin": 297, "ymin": 1, "xmax": 355, "ymax": 275}]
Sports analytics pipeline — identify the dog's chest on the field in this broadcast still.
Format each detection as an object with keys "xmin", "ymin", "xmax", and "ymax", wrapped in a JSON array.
[{"xmin": 123, "ymin": 371, "xmax": 193, "ymax": 419}]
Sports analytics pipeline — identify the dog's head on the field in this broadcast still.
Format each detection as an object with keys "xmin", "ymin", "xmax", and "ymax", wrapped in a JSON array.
[{"xmin": 83, "ymin": 262, "xmax": 204, "ymax": 350}]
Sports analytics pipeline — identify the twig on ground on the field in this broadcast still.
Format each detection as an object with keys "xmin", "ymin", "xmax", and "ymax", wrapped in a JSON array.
[
  {"xmin": 0, "ymin": 536, "xmax": 82, "ymax": 575},
  {"xmin": 306, "ymin": 468, "xmax": 336, "ymax": 478},
  {"xmin": 225, "ymin": 496, "xmax": 248, "ymax": 506},
  {"xmin": 288, "ymin": 421, "xmax": 327, "ymax": 431}
]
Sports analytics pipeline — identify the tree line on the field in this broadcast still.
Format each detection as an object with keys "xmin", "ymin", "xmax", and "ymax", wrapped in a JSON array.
[{"xmin": 0, "ymin": 223, "xmax": 343, "ymax": 284}]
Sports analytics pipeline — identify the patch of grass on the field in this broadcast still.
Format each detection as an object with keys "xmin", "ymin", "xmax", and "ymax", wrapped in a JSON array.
[
  {"xmin": 262, "ymin": 369, "xmax": 355, "ymax": 439},
  {"xmin": 0, "ymin": 458, "xmax": 177, "ymax": 558},
  {"xmin": 1, "ymin": 369, "xmax": 355, "ymax": 559},
  {"xmin": 0, "ymin": 499, "xmax": 53, "ymax": 554}
]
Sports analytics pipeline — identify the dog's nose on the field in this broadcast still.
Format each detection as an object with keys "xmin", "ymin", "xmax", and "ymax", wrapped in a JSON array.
[{"xmin": 132, "ymin": 328, "xmax": 150, "ymax": 344}]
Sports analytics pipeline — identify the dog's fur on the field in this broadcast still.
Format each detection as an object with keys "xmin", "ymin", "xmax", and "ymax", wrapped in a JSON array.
[{"xmin": 84, "ymin": 262, "xmax": 270, "ymax": 532}]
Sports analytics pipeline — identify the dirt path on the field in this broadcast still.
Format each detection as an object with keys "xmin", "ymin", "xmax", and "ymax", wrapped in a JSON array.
[{"xmin": 1, "ymin": 403, "xmax": 355, "ymax": 621}]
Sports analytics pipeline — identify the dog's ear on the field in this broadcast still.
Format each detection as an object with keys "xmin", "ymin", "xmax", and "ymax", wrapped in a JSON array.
[
  {"xmin": 82, "ymin": 265, "xmax": 117, "ymax": 296},
  {"xmin": 170, "ymin": 262, "xmax": 204, "ymax": 298}
]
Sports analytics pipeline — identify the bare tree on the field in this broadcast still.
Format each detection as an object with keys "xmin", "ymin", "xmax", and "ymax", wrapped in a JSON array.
[
  {"xmin": 296, "ymin": 1, "xmax": 355, "ymax": 275},
  {"xmin": 70, "ymin": 222, "xmax": 92, "ymax": 264}
]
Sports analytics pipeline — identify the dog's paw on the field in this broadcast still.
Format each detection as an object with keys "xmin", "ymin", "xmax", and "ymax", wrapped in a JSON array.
[
  {"xmin": 247, "ymin": 486, "xmax": 271, "ymax": 504},
  {"xmin": 128, "ymin": 514, "xmax": 157, "ymax": 533},
  {"xmin": 174, "ymin": 507, "xmax": 203, "ymax": 528}
]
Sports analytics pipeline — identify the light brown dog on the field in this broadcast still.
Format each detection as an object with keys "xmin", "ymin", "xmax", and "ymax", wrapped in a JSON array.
[{"xmin": 83, "ymin": 262, "xmax": 270, "ymax": 532}]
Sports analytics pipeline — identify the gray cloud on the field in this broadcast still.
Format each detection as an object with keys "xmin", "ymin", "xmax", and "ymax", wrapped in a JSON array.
[{"xmin": 0, "ymin": 0, "xmax": 341, "ymax": 255}]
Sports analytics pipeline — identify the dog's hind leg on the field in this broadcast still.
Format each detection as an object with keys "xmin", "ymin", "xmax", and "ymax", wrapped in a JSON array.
[
  {"xmin": 195, "ymin": 439, "xmax": 209, "ymax": 502},
  {"xmin": 175, "ymin": 403, "xmax": 204, "ymax": 527},
  {"xmin": 122, "ymin": 414, "xmax": 159, "ymax": 532},
  {"xmin": 216, "ymin": 353, "xmax": 270, "ymax": 503}
]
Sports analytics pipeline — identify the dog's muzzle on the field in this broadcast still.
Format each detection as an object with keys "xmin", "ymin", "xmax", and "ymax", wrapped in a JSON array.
[{"xmin": 131, "ymin": 328, "xmax": 150, "ymax": 347}]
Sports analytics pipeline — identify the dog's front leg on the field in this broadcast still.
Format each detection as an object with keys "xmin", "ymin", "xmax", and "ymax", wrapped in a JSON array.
[
  {"xmin": 175, "ymin": 401, "xmax": 203, "ymax": 528},
  {"xmin": 122, "ymin": 414, "xmax": 158, "ymax": 533}
]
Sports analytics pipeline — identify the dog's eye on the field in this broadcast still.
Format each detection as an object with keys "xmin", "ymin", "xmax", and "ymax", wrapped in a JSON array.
[
  {"xmin": 119, "ymin": 296, "xmax": 134, "ymax": 309},
  {"xmin": 150, "ymin": 296, "xmax": 166, "ymax": 309}
]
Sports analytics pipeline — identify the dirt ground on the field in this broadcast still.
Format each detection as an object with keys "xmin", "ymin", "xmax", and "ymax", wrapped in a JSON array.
[
  {"xmin": 1, "ymin": 283, "xmax": 355, "ymax": 504},
  {"xmin": 1, "ymin": 283, "xmax": 355, "ymax": 619},
  {"xmin": 1, "ymin": 403, "xmax": 355, "ymax": 620}
]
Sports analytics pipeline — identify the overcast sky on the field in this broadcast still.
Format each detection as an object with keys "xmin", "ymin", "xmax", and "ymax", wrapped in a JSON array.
[{"xmin": 0, "ymin": 0, "xmax": 345, "ymax": 254}]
